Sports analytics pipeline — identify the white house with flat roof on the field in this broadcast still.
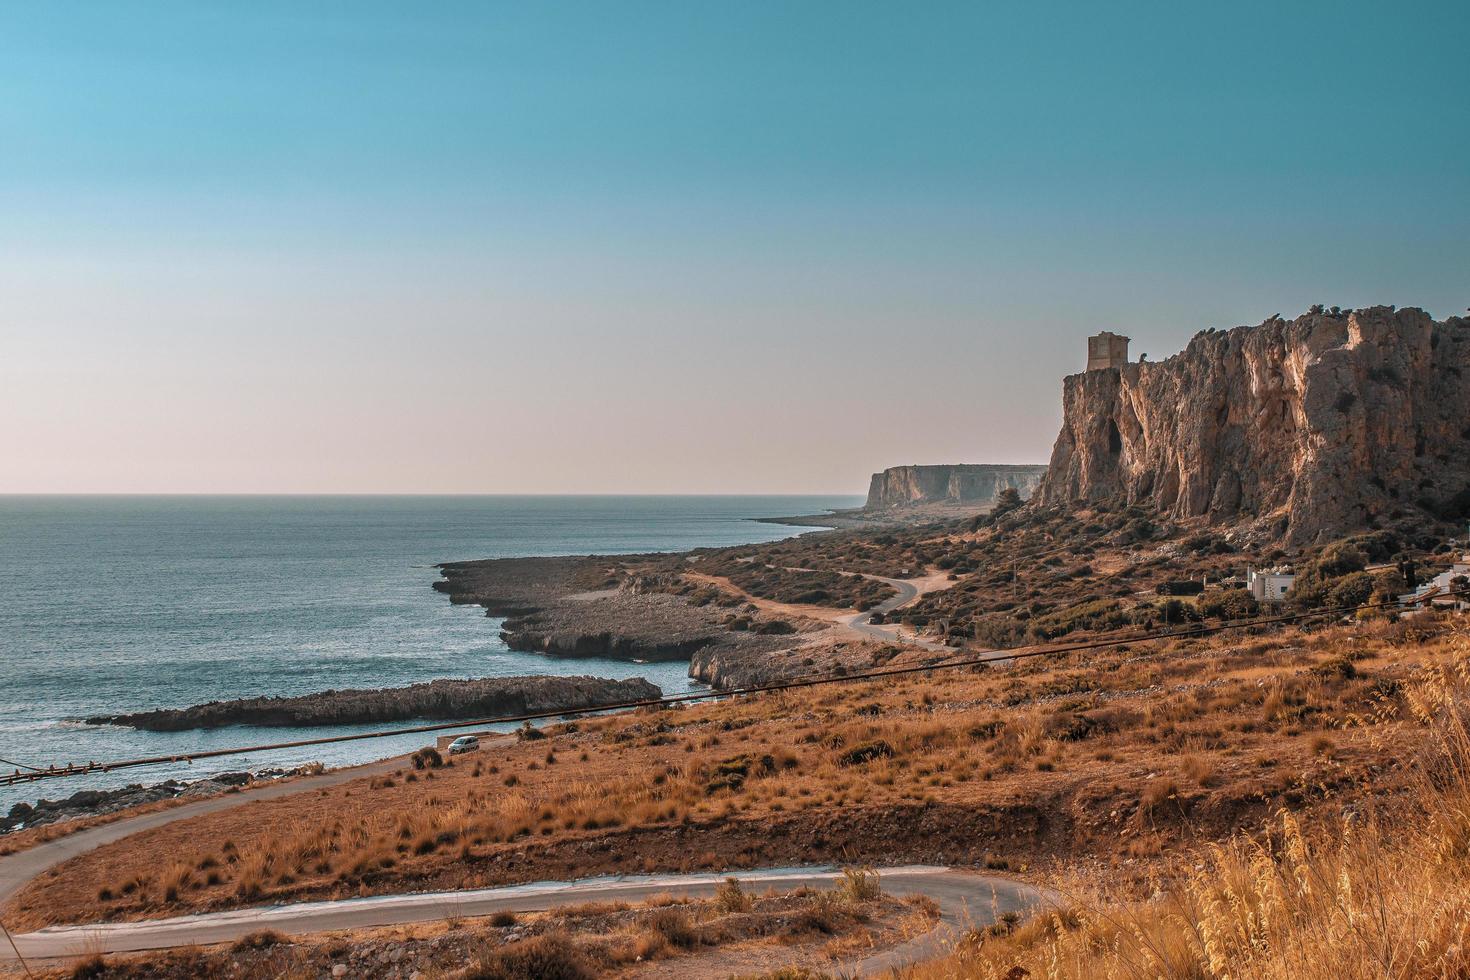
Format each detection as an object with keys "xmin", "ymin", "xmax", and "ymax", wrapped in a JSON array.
[{"xmin": 1247, "ymin": 566, "xmax": 1296, "ymax": 603}]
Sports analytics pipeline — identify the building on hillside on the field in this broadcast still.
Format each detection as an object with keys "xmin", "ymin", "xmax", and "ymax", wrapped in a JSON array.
[
  {"xmin": 1399, "ymin": 552, "xmax": 1470, "ymax": 613},
  {"xmin": 1086, "ymin": 332, "xmax": 1131, "ymax": 371},
  {"xmin": 1247, "ymin": 566, "xmax": 1296, "ymax": 603}
]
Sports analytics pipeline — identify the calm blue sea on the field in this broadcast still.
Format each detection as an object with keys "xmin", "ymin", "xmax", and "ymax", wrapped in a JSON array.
[{"xmin": 0, "ymin": 495, "xmax": 858, "ymax": 810}]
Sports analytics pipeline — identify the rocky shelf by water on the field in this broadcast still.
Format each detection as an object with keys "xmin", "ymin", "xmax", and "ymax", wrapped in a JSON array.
[
  {"xmin": 434, "ymin": 555, "xmax": 808, "ymax": 674},
  {"xmin": 1, "ymin": 766, "xmax": 316, "ymax": 833},
  {"xmin": 86, "ymin": 675, "xmax": 662, "ymax": 732}
]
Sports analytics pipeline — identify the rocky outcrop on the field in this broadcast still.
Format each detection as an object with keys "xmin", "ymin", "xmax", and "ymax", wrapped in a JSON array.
[
  {"xmin": 88, "ymin": 675, "xmax": 662, "ymax": 731},
  {"xmin": 688, "ymin": 646, "xmax": 798, "ymax": 690},
  {"xmin": 2, "ymin": 767, "xmax": 315, "ymax": 833},
  {"xmin": 500, "ymin": 624, "xmax": 712, "ymax": 661},
  {"xmin": 865, "ymin": 464, "xmax": 1047, "ymax": 509},
  {"xmin": 1036, "ymin": 306, "xmax": 1470, "ymax": 545}
]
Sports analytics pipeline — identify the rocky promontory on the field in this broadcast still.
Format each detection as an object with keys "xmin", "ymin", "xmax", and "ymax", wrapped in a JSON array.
[
  {"xmin": 87, "ymin": 675, "xmax": 662, "ymax": 731},
  {"xmin": 1036, "ymin": 306, "xmax": 1470, "ymax": 545},
  {"xmin": 865, "ymin": 464, "xmax": 1047, "ymax": 509},
  {"xmin": 434, "ymin": 555, "xmax": 809, "ymax": 666}
]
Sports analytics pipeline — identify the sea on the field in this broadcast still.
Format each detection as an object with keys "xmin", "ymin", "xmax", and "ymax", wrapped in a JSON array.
[{"xmin": 0, "ymin": 495, "xmax": 859, "ymax": 811}]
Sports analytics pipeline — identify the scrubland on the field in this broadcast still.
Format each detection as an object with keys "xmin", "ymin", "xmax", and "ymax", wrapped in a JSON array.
[
  {"xmin": 907, "ymin": 629, "xmax": 1470, "ymax": 980},
  {"xmin": 12, "ymin": 505, "xmax": 1470, "ymax": 978},
  {"xmin": 10, "ymin": 609, "xmax": 1459, "ymax": 942}
]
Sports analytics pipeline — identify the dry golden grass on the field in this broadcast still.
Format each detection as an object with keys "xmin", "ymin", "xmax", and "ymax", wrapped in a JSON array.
[{"xmin": 905, "ymin": 629, "xmax": 1470, "ymax": 980}]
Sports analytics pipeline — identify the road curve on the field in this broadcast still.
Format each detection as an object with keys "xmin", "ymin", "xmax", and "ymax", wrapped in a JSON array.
[
  {"xmin": 4, "ymin": 864, "xmax": 1050, "ymax": 972},
  {"xmin": 0, "ymin": 755, "xmax": 410, "ymax": 910},
  {"xmin": 837, "ymin": 575, "xmax": 952, "ymax": 651}
]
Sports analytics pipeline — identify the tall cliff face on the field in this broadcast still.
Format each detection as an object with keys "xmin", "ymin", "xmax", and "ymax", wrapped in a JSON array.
[
  {"xmin": 867, "ymin": 464, "xmax": 1048, "ymax": 509},
  {"xmin": 1036, "ymin": 307, "xmax": 1470, "ymax": 545}
]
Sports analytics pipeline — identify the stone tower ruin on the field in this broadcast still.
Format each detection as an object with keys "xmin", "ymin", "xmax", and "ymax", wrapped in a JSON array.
[{"xmin": 1086, "ymin": 331, "xmax": 1130, "ymax": 371}]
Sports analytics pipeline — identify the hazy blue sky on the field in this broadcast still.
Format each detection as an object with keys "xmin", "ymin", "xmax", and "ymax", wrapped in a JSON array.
[{"xmin": 3, "ymin": 1, "xmax": 1466, "ymax": 493}]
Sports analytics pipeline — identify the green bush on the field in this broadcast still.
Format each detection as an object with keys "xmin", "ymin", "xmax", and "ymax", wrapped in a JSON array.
[
  {"xmin": 1028, "ymin": 599, "xmax": 1129, "ymax": 640},
  {"xmin": 1156, "ymin": 579, "xmax": 1205, "ymax": 596},
  {"xmin": 1329, "ymin": 571, "xmax": 1375, "ymax": 609},
  {"xmin": 1195, "ymin": 588, "xmax": 1259, "ymax": 620},
  {"xmin": 1315, "ymin": 542, "xmax": 1368, "ymax": 578}
]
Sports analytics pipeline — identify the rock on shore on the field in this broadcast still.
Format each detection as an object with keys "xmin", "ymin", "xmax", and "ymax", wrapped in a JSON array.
[
  {"xmin": 2, "ymin": 767, "xmax": 313, "ymax": 833},
  {"xmin": 87, "ymin": 675, "xmax": 662, "ymax": 731}
]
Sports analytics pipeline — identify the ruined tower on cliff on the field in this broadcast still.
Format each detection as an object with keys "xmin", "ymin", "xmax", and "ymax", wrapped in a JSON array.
[{"xmin": 1086, "ymin": 331, "xmax": 1130, "ymax": 371}]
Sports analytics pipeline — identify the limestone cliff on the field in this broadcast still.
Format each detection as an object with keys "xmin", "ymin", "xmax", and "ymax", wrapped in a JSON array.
[
  {"xmin": 1035, "ymin": 306, "xmax": 1470, "ymax": 545},
  {"xmin": 866, "ymin": 464, "xmax": 1047, "ymax": 509}
]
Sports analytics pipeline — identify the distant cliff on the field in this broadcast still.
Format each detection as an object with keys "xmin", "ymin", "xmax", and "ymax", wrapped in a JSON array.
[
  {"xmin": 1035, "ymin": 306, "xmax": 1470, "ymax": 545},
  {"xmin": 866, "ymin": 464, "xmax": 1048, "ymax": 509}
]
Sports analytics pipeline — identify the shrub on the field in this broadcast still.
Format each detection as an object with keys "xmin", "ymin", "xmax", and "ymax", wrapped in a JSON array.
[
  {"xmin": 753, "ymin": 619, "xmax": 796, "ymax": 635},
  {"xmin": 837, "ymin": 740, "xmax": 894, "ymax": 766},
  {"xmin": 1195, "ymin": 588, "xmax": 1258, "ymax": 620},
  {"xmin": 69, "ymin": 956, "xmax": 109, "ymax": 980},
  {"xmin": 231, "ymin": 930, "xmax": 286, "ymax": 952},
  {"xmin": 839, "ymin": 866, "xmax": 882, "ymax": 903},
  {"xmin": 468, "ymin": 933, "xmax": 594, "ymax": 980},
  {"xmin": 714, "ymin": 876, "xmax": 752, "ymax": 913},
  {"xmin": 1028, "ymin": 599, "xmax": 1129, "ymax": 640},
  {"xmin": 411, "ymin": 747, "xmax": 443, "ymax": 770},
  {"xmin": 1311, "ymin": 655, "xmax": 1358, "ymax": 680},
  {"xmin": 992, "ymin": 487, "xmax": 1024, "ymax": 517},
  {"xmin": 1139, "ymin": 778, "xmax": 1180, "ymax": 817},
  {"xmin": 973, "ymin": 614, "xmax": 1027, "ymax": 649},
  {"xmin": 1329, "ymin": 571, "xmax": 1375, "ymax": 609},
  {"xmin": 1315, "ymin": 541, "xmax": 1368, "ymax": 578},
  {"xmin": 647, "ymin": 907, "xmax": 700, "ymax": 948},
  {"xmin": 1156, "ymin": 579, "xmax": 1205, "ymax": 596}
]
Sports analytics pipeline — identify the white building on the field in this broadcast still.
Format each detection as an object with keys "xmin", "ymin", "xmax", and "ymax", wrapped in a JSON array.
[
  {"xmin": 1248, "ymin": 567, "xmax": 1296, "ymax": 603},
  {"xmin": 1400, "ymin": 553, "xmax": 1470, "ymax": 611}
]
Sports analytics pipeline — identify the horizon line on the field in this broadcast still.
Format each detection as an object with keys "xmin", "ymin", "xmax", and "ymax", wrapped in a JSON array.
[{"xmin": 0, "ymin": 490, "xmax": 873, "ymax": 498}]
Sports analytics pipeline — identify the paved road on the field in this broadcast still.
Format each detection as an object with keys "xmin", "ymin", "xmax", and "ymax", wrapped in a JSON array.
[
  {"xmin": 4, "ymin": 864, "xmax": 1050, "ymax": 972},
  {"xmin": 837, "ymin": 574, "xmax": 953, "ymax": 652},
  {"xmin": 0, "ymin": 755, "xmax": 410, "ymax": 910}
]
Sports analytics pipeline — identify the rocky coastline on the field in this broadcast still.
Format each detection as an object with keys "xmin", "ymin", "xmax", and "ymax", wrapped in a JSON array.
[
  {"xmin": 434, "ymin": 555, "xmax": 816, "ymax": 682},
  {"xmin": 87, "ymin": 675, "xmax": 662, "ymax": 732},
  {"xmin": 2, "ymin": 765, "xmax": 317, "ymax": 834}
]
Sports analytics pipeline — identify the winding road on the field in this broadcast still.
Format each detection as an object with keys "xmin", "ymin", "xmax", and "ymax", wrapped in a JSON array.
[
  {"xmin": 4, "ymin": 864, "xmax": 1048, "ymax": 972},
  {"xmin": 836, "ymin": 573, "xmax": 954, "ymax": 651},
  {"xmin": 0, "ymin": 756, "xmax": 410, "ymax": 915},
  {"xmin": 0, "ymin": 751, "xmax": 1048, "ymax": 974}
]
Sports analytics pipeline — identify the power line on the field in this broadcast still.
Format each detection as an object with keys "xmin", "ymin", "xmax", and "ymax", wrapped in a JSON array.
[
  {"xmin": 0, "ymin": 758, "xmax": 43, "ymax": 774},
  {"xmin": 5, "ymin": 584, "xmax": 1460, "ymax": 788}
]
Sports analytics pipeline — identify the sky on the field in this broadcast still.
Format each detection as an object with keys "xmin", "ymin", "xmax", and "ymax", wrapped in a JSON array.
[{"xmin": 2, "ymin": 1, "xmax": 1467, "ymax": 494}]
